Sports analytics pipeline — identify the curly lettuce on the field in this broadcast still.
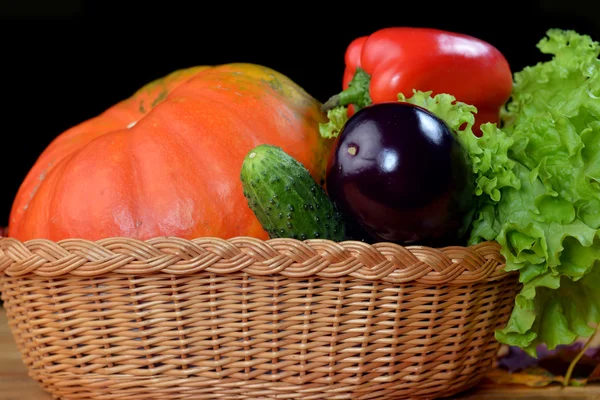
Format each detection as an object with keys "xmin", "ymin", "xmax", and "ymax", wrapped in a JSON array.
[
  {"xmin": 476, "ymin": 29, "xmax": 600, "ymax": 356},
  {"xmin": 400, "ymin": 30, "xmax": 600, "ymax": 358},
  {"xmin": 319, "ymin": 106, "xmax": 349, "ymax": 139}
]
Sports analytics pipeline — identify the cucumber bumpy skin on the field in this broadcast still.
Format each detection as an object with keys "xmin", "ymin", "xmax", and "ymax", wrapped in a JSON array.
[{"xmin": 240, "ymin": 144, "xmax": 346, "ymax": 241}]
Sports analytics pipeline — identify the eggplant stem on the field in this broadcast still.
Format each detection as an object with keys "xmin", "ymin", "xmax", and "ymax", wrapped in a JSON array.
[{"xmin": 563, "ymin": 324, "xmax": 600, "ymax": 386}]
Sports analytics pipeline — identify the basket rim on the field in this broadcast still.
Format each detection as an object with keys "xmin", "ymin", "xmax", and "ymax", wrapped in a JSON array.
[{"xmin": 0, "ymin": 236, "xmax": 510, "ymax": 284}]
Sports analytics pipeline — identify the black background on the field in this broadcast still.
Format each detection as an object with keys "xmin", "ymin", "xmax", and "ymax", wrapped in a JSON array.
[{"xmin": 2, "ymin": 0, "xmax": 600, "ymax": 228}]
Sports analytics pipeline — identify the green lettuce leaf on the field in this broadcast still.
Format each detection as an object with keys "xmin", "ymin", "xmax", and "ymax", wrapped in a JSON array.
[
  {"xmin": 319, "ymin": 106, "xmax": 349, "ymax": 139},
  {"xmin": 471, "ymin": 29, "xmax": 600, "ymax": 356},
  {"xmin": 398, "ymin": 29, "xmax": 600, "ymax": 357}
]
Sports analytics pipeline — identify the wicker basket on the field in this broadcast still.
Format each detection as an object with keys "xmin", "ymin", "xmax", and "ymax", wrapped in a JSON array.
[{"xmin": 0, "ymin": 235, "xmax": 519, "ymax": 400}]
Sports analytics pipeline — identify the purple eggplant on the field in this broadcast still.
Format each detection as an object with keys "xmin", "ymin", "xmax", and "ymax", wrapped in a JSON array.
[{"xmin": 326, "ymin": 102, "xmax": 476, "ymax": 247}]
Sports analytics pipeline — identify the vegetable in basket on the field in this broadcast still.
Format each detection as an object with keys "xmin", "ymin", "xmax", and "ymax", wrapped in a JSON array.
[
  {"xmin": 323, "ymin": 28, "xmax": 600, "ymax": 386},
  {"xmin": 320, "ymin": 27, "xmax": 513, "ymax": 137},
  {"xmin": 240, "ymin": 144, "xmax": 346, "ymax": 241},
  {"xmin": 324, "ymin": 101, "xmax": 476, "ymax": 247},
  {"xmin": 7, "ymin": 63, "xmax": 333, "ymax": 242}
]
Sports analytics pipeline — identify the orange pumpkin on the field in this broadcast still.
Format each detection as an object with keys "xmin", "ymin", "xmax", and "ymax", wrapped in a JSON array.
[{"xmin": 9, "ymin": 63, "xmax": 332, "ymax": 242}]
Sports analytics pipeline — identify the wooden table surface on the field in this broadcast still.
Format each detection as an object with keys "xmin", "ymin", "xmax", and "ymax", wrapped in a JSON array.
[{"xmin": 1, "ymin": 308, "xmax": 599, "ymax": 400}]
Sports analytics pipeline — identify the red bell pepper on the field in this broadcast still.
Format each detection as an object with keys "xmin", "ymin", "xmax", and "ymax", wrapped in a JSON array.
[{"xmin": 323, "ymin": 27, "xmax": 513, "ymax": 136}]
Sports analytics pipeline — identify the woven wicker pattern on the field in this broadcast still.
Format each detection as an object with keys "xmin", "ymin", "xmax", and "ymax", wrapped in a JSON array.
[
  {"xmin": 0, "ymin": 236, "xmax": 519, "ymax": 400},
  {"xmin": 0, "ymin": 236, "xmax": 507, "ymax": 283}
]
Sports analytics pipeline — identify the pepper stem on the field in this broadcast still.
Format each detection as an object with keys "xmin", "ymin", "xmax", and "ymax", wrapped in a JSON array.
[{"xmin": 321, "ymin": 67, "xmax": 373, "ymax": 113}]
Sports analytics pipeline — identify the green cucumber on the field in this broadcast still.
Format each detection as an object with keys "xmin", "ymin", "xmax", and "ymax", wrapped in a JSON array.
[{"xmin": 240, "ymin": 144, "xmax": 346, "ymax": 241}]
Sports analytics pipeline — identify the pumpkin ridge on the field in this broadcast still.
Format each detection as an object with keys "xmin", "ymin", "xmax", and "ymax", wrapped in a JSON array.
[{"xmin": 124, "ymin": 129, "xmax": 144, "ymax": 238}]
